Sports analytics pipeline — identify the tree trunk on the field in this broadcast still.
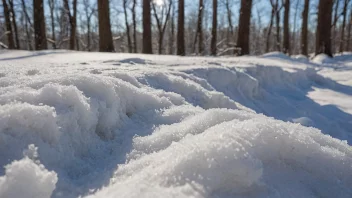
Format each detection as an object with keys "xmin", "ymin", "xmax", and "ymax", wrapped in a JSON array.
[
  {"xmin": 132, "ymin": 0, "xmax": 137, "ymax": 53},
  {"xmin": 48, "ymin": 0, "xmax": 56, "ymax": 49},
  {"xmin": 275, "ymin": 3, "xmax": 282, "ymax": 51},
  {"xmin": 177, "ymin": 0, "xmax": 185, "ymax": 55},
  {"xmin": 21, "ymin": 0, "xmax": 33, "ymax": 50},
  {"xmin": 283, "ymin": 0, "xmax": 290, "ymax": 54},
  {"xmin": 266, "ymin": 2, "xmax": 275, "ymax": 53},
  {"xmin": 301, "ymin": 0, "xmax": 309, "ymax": 56},
  {"xmin": 123, "ymin": 0, "xmax": 132, "ymax": 53},
  {"xmin": 169, "ymin": 3, "xmax": 175, "ymax": 54},
  {"xmin": 332, "ymin": 0, "xmax": 340, "ymax": 53},
  {"xmin": 315, "ymin": 0, "xmax": 334, "ymax": 57},
  {"xmin": 33, "ymin": 0, "xmax": 48, "ymax": 50},
  {"xmin": 2, "ymin": 0, "xmax": 15, "ymax": 49},
  {"xmin": 193, "ymin": 0, "xmax": 204, "ymax": 54},
  {"xmin": 143, "ymin": 0, "xmax": 153, "ymax": 54},
  {"xmin": 98, "ymin": 0, "xmax": 114, "ymax": 52},
  {"xmin": 8, "ymin": 0, "xmax": 20, "ymax": 49},
  {"xmin": 210, "ymin": 0, "xmax": 217, "ymax": 56},
  {"xmin": 236, "ymin": 0, "xmax": 252, "ymax": 55},
  {"xmin": 339, "ymin": 0, "xmax": 349, "ymax": 52},
  {"xmin": 225, "ymin": 0, "xmax": 233, "ymax": 48},
  {"xmin": 347, "ymin": 9, "xmax": 352, "ymax": 51},
  {"xmin": 64, "ymin": 0, "xmax": 77, "ymax": 50}
]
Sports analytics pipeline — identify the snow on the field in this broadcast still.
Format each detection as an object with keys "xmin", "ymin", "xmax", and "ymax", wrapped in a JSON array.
[{"xmin": 0, "ymin": 50, "xmax": 351, "ymax": 198}]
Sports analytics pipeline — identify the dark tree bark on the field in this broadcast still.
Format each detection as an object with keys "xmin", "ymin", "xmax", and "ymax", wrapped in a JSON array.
[
  {"xmin": 315, "ymin": 0, "xmax": 334, "ymax": 57},
  {"xmin": 152, "ymin": 0, "xmax": 172, "ymax": 54},
  {"xmin": 33, "ymin": 0, "xmax": 48, "ymax": 50},
  {"xmin": 21, "ymin": 0, "xmax": 33, "ymax": 50},
  {"xmin": 236, "ymin": 0, "xmax": 252, "ymax": 55},
  {"xmin": 301, "ymin": 0, "xmax": 309, "ymax": 56},
  {"xmin": 8, "ymin": 0, "xmax": 20, "ymax": 49},
  {"xmin": 132, "ymin": 0, "xmax": 137, "ymax": 53},
  {"xmin": 282, "ymin": 0, "xmax": 290, "ymax": 54},
  {"xmin": 143, "ymin": 0, "xmax": 152, "ymax": 54},
  {"xmin": 48, "ymin": 0, "xmax": 56, "ymax": 49},
  {"xmin": 98, "ymin": 0, "xmax": 114, "ymax": 52},
  {"xmin": 193, "ymin": 0, "xmax": 204, "ymax": 54},
  {"xmin": 64, "ymin": 0, "xmax": 77, "ymax": 50},
  {"xmin": 210, "ymin": 0, "xmax": 217, "ymax": 56},
  {"xmin": 123, "ymin": 0, "xmax": 132, "ymax": 53},
  {"xmin": 83, "ymin": 0, "xmax": 94, "ymax": 51},
  {"xmin": 177, "ymin": 0, "xmax": 185, "ymax": 55},
  {"xmin": 275, "ymin": 2, "xmax": 283, "ymax": 51},
  {"xmin": 2, "ymin": 0, "xmax": 15, "ymax": 49},
  {"xmin": 339, "ymin": 0, "xmax": 349, "ymax": 52}
]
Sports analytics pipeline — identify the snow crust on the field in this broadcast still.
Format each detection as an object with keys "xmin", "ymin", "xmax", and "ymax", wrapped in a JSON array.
[{"xmin": 0, "ymin": 50, "xmax": 351, "ymax": 198}]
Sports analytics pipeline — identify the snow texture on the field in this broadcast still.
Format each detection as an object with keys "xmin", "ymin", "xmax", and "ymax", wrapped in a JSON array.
[{"xmin": 0, "ymin": 50, "xmax": 351, "ymax": 198}]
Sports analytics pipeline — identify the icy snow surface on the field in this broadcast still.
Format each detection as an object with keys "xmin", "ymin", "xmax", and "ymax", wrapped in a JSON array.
[{"xmin": 0, "ymin": 50, "xmax": 351, "ymax": 198}]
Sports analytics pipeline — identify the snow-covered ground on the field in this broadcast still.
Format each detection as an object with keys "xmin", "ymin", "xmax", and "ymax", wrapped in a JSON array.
[{"xmin": 0, "ymin": 50, "xmax": 351, "ymax": 198}]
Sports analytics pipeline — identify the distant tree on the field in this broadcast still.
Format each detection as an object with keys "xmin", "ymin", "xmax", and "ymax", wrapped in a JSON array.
[
  {"xmin": 97, "ymin": 0, "xmax": 114, "ymax": 52},
  {"xmin": 210, "ymin": 0, "xmax": 217, "ymax": 55},
  {"xmin": 193, "ymin": 0, "xmax": 204, "ymax": 54},
  {"xmin": 315, "ymin": 0, "xmax": 334, "ymax": 57},
  {"xmin": 282, "ymin": 0, "xmax": 290, "ymax": 54},
  {"xmin": 132, "ymin": 0, "xmax": 137, "ymax": 53},
  {"xmin": 2, "ymin": 0, "xmax": 15, "ymax": 49},
  {"xmin": 168, "ymin": 2, "xmax": 175, "ymax": 54},
  {"xmin": 301, "ymin": 0, "xmax": 309, "ymax": 56},
  {"xmin": 8, "ymin": 0, "xmax": 20, "ymax": 49},
  {"xmin": 152, "ymin": 0, "xmax": 173, "ymax": 54},
  {"xmin": 236, "ymin": 0, "xmax": 253, "ymax": 55},
  {"xmin": 48, "ymin": 0, "xmax": 56, "ymax": 49},
  {"xmin": 266, "ymin": 0, "xmax": 277, "ymax": 52},
  {"xmin": 143, "ymin": 0, "xmax": 152, "ymax": 54},
  {"xmin": 339, "ymin": 0, "xmax": 350, "ymax": 52},
  {"xmin": 225, "ymin": 0, "xmax": 234, "ymax": 48},
  {"xmin": 63, "ymin": 0, "xmax": 77, "ymax": 50},
  {"xmin": 177, "ymin": 0, "xmax": 185, "ymax": 55},
  {"xmin": 123, "ymin": 0, "xmax": 132, "ymax": 53},
  {"xmin": 33, "ymin": 0, "xmax": 48, "ymax": 50}
]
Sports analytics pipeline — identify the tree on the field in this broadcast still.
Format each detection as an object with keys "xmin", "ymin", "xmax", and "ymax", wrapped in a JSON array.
[
  {"xmin": 282, "ymin": 0, "xmax": 290, "ymax": 54},
  {"xmin": 48, "ymin": 0, "xmax": 56, "ymax": 49},
  {"xmin": 63, "ymin": 0, "xmax": 77, "ymax": 50},
  {"xmin": 83, "ymin": 0, "xmax": 95, "ymax": 51},
  {"xmin": 2, "ymin": 0, "xmax": 15, "ymax": 49},
  {"xmin": 315, "ymin": 0, "xmax": 334, "ymax": 57},
  {"xmin": 339, "ymin": 0, "xmax": 350, "ymax": 52},
  {"xmin": 266, "ymin": 0, "xmax": 277, "ymax": 52},
  {"xmin": 33, "ymin": 0, "xmax": 48, "ymax": 50},
  {"xmin": 132, "ymin": 0, "xmax": 137, "ymax": 53},
  {"xmin": 21, "ymin": 0, "xmax": 33, "ymax": 50},
  {"xmin": 236, "ymin": 0, "xmax": 253, "ymax": 55},
  {"xmin": 168, "ymin": 2, "xmax": 175, "ymax": 54},
  {"xmin": 301, "ymin": 0, "xmax": 309, "ymax": 56},
  {"xmin": 193, "ymin": 0, "xmax": 204, "ymax": 54},
  {"xmin": 152, "ymin": 0, "xmax": 173, "ymax": 54},
  {"xmin": 143, "ymin": 0, "xmax": 152, "ymax": 54},
  {"xmin": 210, "ymin": 0, "xmax": 217, "ymax": 56},
  {"xmin": 225, "ymin": 0, "xmax": 234, "ymax": 48},
  {"xmin": 97, "ymin": 0, "xmax": 114, "ymax": 52},
  {"xmin": 8, "ymin": 0, "xmax": 20, "ymax": 49},
  {"xmin": 123, "ymin": 0, "xmax": 132, "ymax": 53},
  {"xmin": 177, "ymin": 0, "xmax": 185, "ymax": 55}
]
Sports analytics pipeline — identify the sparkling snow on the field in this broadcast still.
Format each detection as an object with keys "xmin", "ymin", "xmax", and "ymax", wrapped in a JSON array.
[{"xmin": 0, "ymin": 50, "xmax": 351, "ymax": 198}]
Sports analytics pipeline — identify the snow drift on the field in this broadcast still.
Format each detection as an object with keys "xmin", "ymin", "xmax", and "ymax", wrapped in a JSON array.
[{"xmin": 0, "ymin": 50, "xmax": 351, "ymax": 198}]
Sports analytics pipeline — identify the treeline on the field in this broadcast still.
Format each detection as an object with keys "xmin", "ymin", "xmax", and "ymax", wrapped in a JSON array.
[{"xmin": 0, "ymin": 0, "xmax": 350, "ymax": 57}]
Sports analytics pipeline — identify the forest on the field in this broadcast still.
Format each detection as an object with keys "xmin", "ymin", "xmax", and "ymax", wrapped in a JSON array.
[{"xmin": 0, "ymin": 0, "xmax": 349, "ymax": 57}]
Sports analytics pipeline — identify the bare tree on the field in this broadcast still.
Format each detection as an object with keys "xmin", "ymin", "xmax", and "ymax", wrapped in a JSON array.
[
  {"xmin": 123, "ymin": 0, "xmax": 132, "ymax": 53},
  {"xmin": 315, "ymin": 0, "xmax": 334, "ymax": 57},
  {"xmin": 152, "ymin": 0, "xmax": 173, "ymax": 54},
  {"xmin": 339, "ymin": 0, "xmax": 350, "ymax": 52},
  {"xmin": 33, "ymin": 0, "xmax": 48, "ymax": 50},
  {"xmin": 347, "ymin": 8, "xmax": 352, "ymax": 50},
  {"xmin": 236, "ymin": 0, "xmax": 253, "ymax": 55},
  {"xmin": 225, "ymin": 0, "xmax": 234, "ymax": 48},
  {"xmin": 2, "ymin": 0, "xmax": 15, "ymax": 49},
  {"xmin": 266, "ymin": 0, "xmax": 277, "ymax": 52},
  {"xmin": 8, "ymin": 0, "xmax": 20, "ymax": 49},
  {"xmin": 210, "ymin": 0, "xmax": 217, "ymax": 55},
  {"xmin": 193, "ymin": 0, "xmax": 204, "ymax": 54},
  {"xmin": 301, "ymin": 0, "xmax": 309, "ymax": 56},
  {"xmin": 48, "ymin": 0, "xmax": 56, "ymax": 49},
  {"xmin": 177, "ymin": 0, "xmax": 185, "ymax": 55},
  {"xmin": 97, "ymin": 0, "xmax": 114, "ymax": 52},
  {"xmin": 63, "ymin": 0, "xmax": 77, "ymax": 50},
  {"xmin": 132, "ymin": 0, "xmax": 137, "ymax": 53},
  {"xmin": 143, "ymin": 0, "xmax": 152, "ymax": 54},
  {"xmin": 282, "ymin": 0, "xmax": 290, "ymax": 54},
  {"xmin": 168, "ymin": 1, "xmax": 175, "ymax": 54},
  {"xmin": 21, "ymin": 0, "xmax": 33, "ymax": 50},
  {"xmin": 275, "ymin": 1, "xmax": 283, "ymax": 51},
  {"xmin": 83, "ymin": 0, "xmax": 95, "ymax": 51}
]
